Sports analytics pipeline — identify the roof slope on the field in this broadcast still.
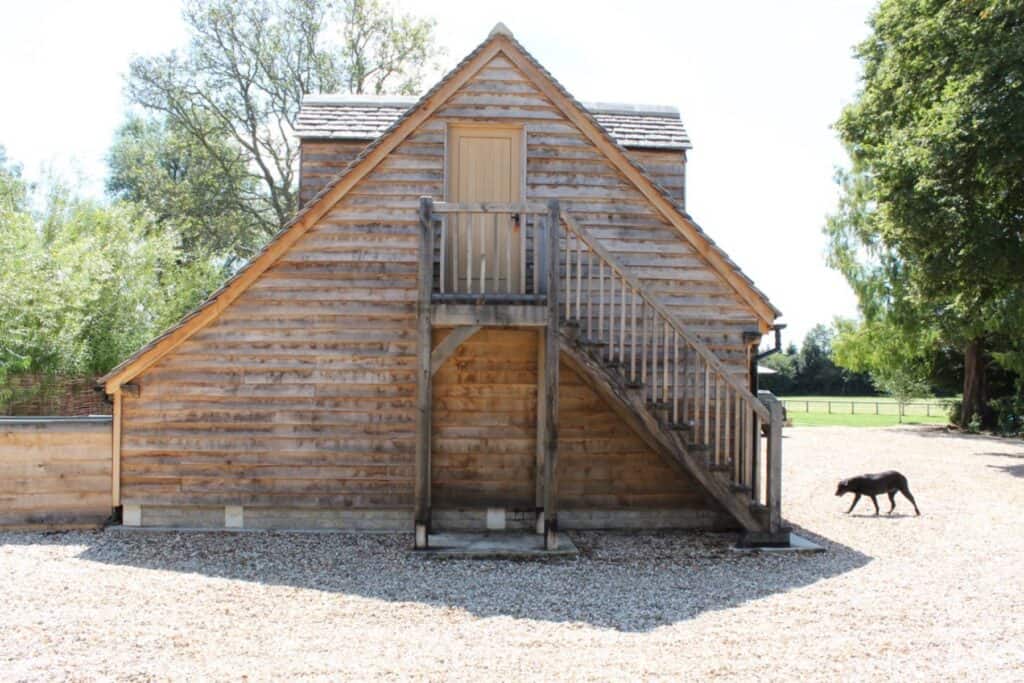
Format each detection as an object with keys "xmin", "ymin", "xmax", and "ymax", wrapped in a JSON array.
[
  {"xmin": 100, "ymin": 23, "xmax": 779, "ymax": 393},
  {"xmin": 297, "ymin": 95, "xmax": 692, "ymax": 150}
]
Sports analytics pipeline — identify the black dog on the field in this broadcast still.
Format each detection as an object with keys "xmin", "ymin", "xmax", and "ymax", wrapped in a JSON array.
[{"xmin": 835, "ymin": 470, "xmax": 920, "ymax": 516}]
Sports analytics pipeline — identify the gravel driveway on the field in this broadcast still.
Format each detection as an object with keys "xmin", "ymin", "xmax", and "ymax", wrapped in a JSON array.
[{"xmin": 2, "ymin": 426, "xmax": 1023, "ymax": 681}]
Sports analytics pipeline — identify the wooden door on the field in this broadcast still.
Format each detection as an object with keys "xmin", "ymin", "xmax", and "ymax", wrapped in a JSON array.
[{"xmin": 447, "ymin": 125, "xmax": 523, "ymax": 293}]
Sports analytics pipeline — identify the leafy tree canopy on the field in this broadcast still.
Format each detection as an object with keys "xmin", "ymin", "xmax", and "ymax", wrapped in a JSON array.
[
  {"xmin": 0, "ymin": 146, "xmax": 29, "ymax": 213},
  {"xmin": 107, "ymin": 115, "xmax": 264, "ymax": 264},
  {"xmin": 760, "ymin": 324, "xmax": 876, "ymax": 396},
  {"xmin": 124, "ymin": 0, "xmax": 440, "ymax": 238},
  {"xmin": 826, "ymin": 0, "xmax": 1024, "ymax": 425},
  {"xmin": 0, "ymin": 161, "xmax": 221, "ymax": 402}
]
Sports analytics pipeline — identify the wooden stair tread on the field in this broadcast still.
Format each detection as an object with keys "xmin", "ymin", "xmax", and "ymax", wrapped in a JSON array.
[{"xmin": 558, "ymin": 331, "xmax": 767, "ymax": 534}]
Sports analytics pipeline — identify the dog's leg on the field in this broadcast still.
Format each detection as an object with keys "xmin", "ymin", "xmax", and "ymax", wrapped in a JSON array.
[
  {"xmin": 900, "ymin": 485, "xmax": 921, "ymax": 516},
  {"xmin": 870, "ymin": 495, "xmax": 880, "ymax": 515},
  {"xmin": 887, "ymin": 491, "xmax": 897, "ymax": 514},
  {"xmin": 846, "ymin": 493, "xmax": 861, "ymax": 514}
]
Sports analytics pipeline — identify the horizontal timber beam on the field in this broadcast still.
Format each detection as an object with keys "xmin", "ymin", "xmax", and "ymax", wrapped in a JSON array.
[
  {"xmin": 431, "ymin": 293, "xmax": 546, "ymax": 305},
  {"xmin": 432, "ymin": 201, "xmax": 549, "ymax": 214},
  {"xmin": 432, "ymin": 304, "xmax": 549, "ymax": 327}
]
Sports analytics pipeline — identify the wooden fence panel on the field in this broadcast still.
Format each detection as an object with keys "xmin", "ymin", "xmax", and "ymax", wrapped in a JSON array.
[{"xmin": 0, "ymin": 417, "xmax": 112, "ymax": 528}]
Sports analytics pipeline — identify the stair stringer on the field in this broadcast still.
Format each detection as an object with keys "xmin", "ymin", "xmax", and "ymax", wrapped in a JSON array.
[{"xmin": 559, "ymin": 333, "xmax": 764, "ymax": 533}]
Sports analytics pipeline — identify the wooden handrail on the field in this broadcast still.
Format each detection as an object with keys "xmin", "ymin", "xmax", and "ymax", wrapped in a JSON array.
[
  {"xmin": 560, "ymin": 211, "xmax": 770, "ymax": 422},
  {"xmin": 433, "ymin": 201, "xmax": 549, "ymax": 214}
]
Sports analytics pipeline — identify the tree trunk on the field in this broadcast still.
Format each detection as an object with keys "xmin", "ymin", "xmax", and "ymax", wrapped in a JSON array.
[{"xmin": 960, "ymin": 338, "xmax": 987, "ymax": 427}]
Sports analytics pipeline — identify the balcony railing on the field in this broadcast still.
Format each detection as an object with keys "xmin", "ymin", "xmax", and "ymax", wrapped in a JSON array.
[
  {"xmin": 424, "ymin": 201, "xmax": 557, "ymax": 304},
  {"xmin": 415, "ymin": 196, "xmax": 783, "ymax": 535},
  {"xmin": 559, "ymin": 212, "xmax": 782, "ymax": 528}
]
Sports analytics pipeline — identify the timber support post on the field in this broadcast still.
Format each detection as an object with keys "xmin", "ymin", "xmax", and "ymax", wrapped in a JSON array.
[
  {"xmin": 112, "ymin": 390, "xmax": 122, "ymax": 509},
  {"xmin": 766, "ymin": 399, "xmax": 783, "ymax": 533},
  {"xmin": 542, "ymin": 200, "xmax": 560, "ymax": 550},
  {"xmin": 535, "ymin": 328, "xmax": 547, "ymax": 535},
  {"xmin": 414, "ymin": 196, "xmax": 434, "ymax": 549}
]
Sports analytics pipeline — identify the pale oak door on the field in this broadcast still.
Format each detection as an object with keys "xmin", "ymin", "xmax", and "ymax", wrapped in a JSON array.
[{"xmin": 447, "ymin": 125, "xmax": 523, "ymax": 294}]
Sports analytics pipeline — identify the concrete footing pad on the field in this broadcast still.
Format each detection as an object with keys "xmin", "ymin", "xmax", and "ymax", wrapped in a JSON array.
[
  {"xmin": 731, "ymin": 532, "xmax": 825, "ymax": 553},
  {"xmin": 416, "ymin": 532, "xmax": 579, "ymax": 559}
]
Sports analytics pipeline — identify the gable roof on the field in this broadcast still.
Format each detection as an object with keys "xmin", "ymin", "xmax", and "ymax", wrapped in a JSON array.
[
  {"xmin": 100, "ymin": 22, "xmax": 780, "ymax": 394},
  {"xmin": 296, "ymin": 95, "xmax": 692, "ymax": 151}
]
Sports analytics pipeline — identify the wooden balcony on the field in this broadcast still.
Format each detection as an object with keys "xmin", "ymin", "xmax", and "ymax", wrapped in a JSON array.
[
  {"xmin": 422, "ymin": 199, "xmax": 558, "ymax": 327},
  {"xmin": 415, "ymin": 198, "xmax": 562, "ymax": 550}
]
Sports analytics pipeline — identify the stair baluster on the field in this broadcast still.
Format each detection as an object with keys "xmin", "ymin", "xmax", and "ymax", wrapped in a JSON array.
[{"xmin": 557, "ymin": 210, "xmax": 781, "ymax": 528}]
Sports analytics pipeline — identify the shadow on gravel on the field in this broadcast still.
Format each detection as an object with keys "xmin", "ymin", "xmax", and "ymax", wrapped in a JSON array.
[
  {"xmin": 987, "ymin": 463, "xmax": 1024, "ymax": 479},
  {"xmin": 887, "ymin": 426, "xmax": 1024, "ymax": 478},
  {"xmin": 10, "ymin": 525, "xmax": 875, "ymax": 633},
  {"xmin": 909, "ymin": 426, "xmax": 1024, "ymax": 447},
  {"xmin": 981, "ymin": 452, "xmax": 1024, "ymax": 479},
  {"xmin": 846, "ymin": 512, "xmax": 916, "ymax": 519}
]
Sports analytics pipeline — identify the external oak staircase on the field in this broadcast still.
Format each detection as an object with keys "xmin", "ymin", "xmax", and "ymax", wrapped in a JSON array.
[
  {"xmin": 414, "ymin": 198, "xmax": 788, "ymax": 551},
  {"xmin": 558, "ymin": 212, "xmax": 787, "ymax": 545}
]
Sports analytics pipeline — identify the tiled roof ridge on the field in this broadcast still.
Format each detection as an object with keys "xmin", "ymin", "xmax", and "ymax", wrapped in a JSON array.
[
  {"xmin": 303, "ymin": 93, "xmax": 682, "ymax": 118},
  {"xmin": 297, "ymin": 95, "xmax": 692, "ymax": 151}
]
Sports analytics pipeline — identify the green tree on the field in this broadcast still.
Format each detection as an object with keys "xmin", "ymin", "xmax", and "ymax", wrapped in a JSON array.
[
  {"xmin": 759, "ymin": 343, "xmax": 798, "ymax": 395},
  {"xmin": 0, "ymin": 146, "xmax": 29, "ymax": 212},
  {"xmin": 341, "ymin": 0, "xmax": 439, "ymax": 94},
  {"xmin": 0, "ymin": 167, "xmax": 221, "ymax": 405},
  {"xmin": 107, "ymin": 116, "xmax": 264, "ymax": 264},
  {"xmin": 759, "ymin": 325, "xmax": 876, "ymax": 396},
  {"xmin": 0, "ymin": 147, "xmax": 34, "ymax": 402},
  {"xmin": 796, "ymin": 325, "xmax": 842, "ymax": 393},
  {"xmin": 827, "ymin": 0, "xmax": 1024, "ymax": 427},
  {"xmin": 833, "ymin": 317, "xmax": 935, "ymax": 421},
  {"xmin": 125, "ymin": 0, "xmax": 440, "ymax": 234}
]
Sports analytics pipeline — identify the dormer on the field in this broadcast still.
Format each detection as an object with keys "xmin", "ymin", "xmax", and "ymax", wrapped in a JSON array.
[{"xmin": 294, "ymin": 95, "xmax": 691, "ymax": 210}]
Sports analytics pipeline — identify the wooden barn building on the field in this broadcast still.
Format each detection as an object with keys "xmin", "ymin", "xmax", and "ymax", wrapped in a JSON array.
[{"xmin": 99, "ymin": 24, "xmax": 787, "ymax": 549}]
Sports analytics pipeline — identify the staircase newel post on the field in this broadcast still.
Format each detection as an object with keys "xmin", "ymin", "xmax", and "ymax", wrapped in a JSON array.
[
  {"xmin": 542, "ymin": 200, "xmax": 561, "ymax": 550},
  {"xmin": 766, "ymin": 399, "xmax": 783, "ymax": 533},
  {"xmin": 414, "ymin": 196, "xmax": 434, "ymax": 549}
]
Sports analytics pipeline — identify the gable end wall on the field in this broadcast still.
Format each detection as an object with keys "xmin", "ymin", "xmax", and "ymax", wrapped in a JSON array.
[{"xmin": 118, "ymin": 53, "xmax": 756, "ymax": 529}]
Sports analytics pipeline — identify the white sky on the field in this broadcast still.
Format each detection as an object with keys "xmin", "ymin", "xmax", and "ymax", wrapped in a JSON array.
[{"xmin": 0, "ymin": 0, "xmax": 875, "ymax": 346}]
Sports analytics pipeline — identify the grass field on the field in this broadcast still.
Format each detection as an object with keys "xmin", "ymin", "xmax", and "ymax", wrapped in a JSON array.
[{"xmin": 778, "ymin": 395, "xmax": 953, "ymax": 427}]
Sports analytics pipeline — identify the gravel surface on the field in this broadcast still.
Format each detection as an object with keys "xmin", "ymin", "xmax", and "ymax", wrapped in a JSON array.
[{"xmin": 2, "ymin": 426, "xmax": 1024, "ymax": 681}]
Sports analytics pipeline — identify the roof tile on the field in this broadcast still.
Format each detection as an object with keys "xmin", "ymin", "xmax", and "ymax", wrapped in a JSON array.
[{"xmin": 295, "ymin": 95, "xmax": 692, "ymax": 151}]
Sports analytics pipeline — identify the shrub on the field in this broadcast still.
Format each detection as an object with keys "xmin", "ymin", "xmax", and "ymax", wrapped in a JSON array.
[{"xmin": 988, "ymin": 396, "xmax": 1024, "ymax": 436}]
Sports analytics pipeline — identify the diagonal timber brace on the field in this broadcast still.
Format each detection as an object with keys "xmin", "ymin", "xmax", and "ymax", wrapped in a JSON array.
[{"xmin": 430, "ymin": 326, "xmax": 482, "ymax": 375}]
